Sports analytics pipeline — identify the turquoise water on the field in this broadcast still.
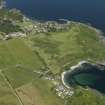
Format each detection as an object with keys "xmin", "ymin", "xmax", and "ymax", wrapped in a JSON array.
[
  {"xmin": 5, "ymin": 0, "xmax": 105, "ymax": 32},
  {"xmin": 63, "ymin": 63, "xmax": 105, "ymax": 94},
  {"xmin": 73, "ymin": 73, "xmax": 100, "ymax": 86}
]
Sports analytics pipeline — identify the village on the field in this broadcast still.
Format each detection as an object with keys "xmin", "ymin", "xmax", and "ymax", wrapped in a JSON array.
[
  {"xmin": 0, "ymin": 15, "xmax": 71, "ymax": 40},
  {"xmin": 33, "ymin": 66, "xmax": 74, "ymax": 99},
  {"xmin": 0, "ymin": 7, "xmax": 74, "ymax": 99},
  {"xmin": 14, "ymin": 62, "xmax": 74, "ymax": 99}
]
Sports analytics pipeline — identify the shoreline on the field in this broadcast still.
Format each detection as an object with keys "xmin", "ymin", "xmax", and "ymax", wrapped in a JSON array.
[
  {"xmin": 23, "ymin": 16, "xmax": 104, "ymax": 35},
  {"xmin": 3, "ymin": 0, "xmax": 105, "ymax": 35},
  {"xmin": 61, "ymin": 61, "xmax": 88, "ymax": 88},
  {"xmin": 0, "ymin": 0, "xmax": 6, "ymax": 9},
  {"xmin": 61, "ymin": 61, "xmax": 105, "ymax": 92},
  {"xmin": 61, "ymin": 61, "xmax": 102, "ymax": 89},
  {"xmin": 61, "ymin": 71, "xmax": 70, "ymax": 89}
]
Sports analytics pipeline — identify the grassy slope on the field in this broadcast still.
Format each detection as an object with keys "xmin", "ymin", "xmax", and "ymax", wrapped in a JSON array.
[
  {"xmin": 0, "ymin": 74, "xmax": 21, "ymax": 105},
  {"xmin": 24, "ymin": 23, "xmax": 105, "ymax": 105},
  {"xmin": 66, "ymin": 87, "xmax": 105, "ymax": 105},
  {"xmin": 15, "ymin": 77, "xmax": 64, "ymax": 105},
  {"xmin": 0, "ymin": 39, "xmax": 44, "ymax": 69},
  {"xmin": 0, "ymin": 38, "xmax": 64, "ymax": 105},
  {"xmin": 0, "ymin": 17, "xmax": 105, "ymax": 105},
  {"xmin": 30, "ymin": 23, "xmax": 105, "ymax": 74}
]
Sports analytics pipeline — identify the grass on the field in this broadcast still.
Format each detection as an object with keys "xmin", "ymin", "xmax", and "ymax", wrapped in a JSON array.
[
  {"xmin": 30, "ymin": 23, "xmax": 105, "ymax": 74},
  {"xmin": 67, "ymin": 87, "xmax": 105, "ymax": 105},
  {"xmin": 0, "ymin": 38, "xmax": 64, "ymax": 105},
  {"xmin": 0, "ymin": 9, "xmax": 23, "ymax": 34},
  {"xmin": 0, "ymin": 39, "xmax": 44, "ymax": 69},
  {"xmin": 0, "ymin": 9, "xmax": 23, "ymax": 22},
  {"xmin": 0, "ymin": 38, "xmax": 46, "ymax": 104},
  {"xmin": 0, "ymin": 73, "xmax": 21, "ymax": 105},
  {"xmin": 16, "ymin": 78, "xmax": 65, "ymax": 105},
  {"xmin": 0, "ymin": 20, "xmax": 22, "ymax": 34},
  {"xmin": 16, "ymin": 83, "xmax": 44, "ymax": 105},
  {"xmin": 32, "ymin": 78, "xmax": 65, "ymax": 105},
  {"xmin": 0, "ymin": 20, "xmax": 105, "ymax": 105},
  {"xmin": 3, "ymin": 66, "xmax": 36, "ymax": 89}
]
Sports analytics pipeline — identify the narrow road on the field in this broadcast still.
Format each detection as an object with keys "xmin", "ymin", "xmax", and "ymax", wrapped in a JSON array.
[{"xmin": 0, "ymin": 69, "xmax": 24, "ymax": 105}]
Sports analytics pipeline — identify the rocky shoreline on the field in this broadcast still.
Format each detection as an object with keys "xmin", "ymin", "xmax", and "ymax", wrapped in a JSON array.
[
  {"xmin": 0, "ymin": 0, "xmax": 6, "ymax": 9},
  {"xmin": 61, "ymin": 61, "xmax": 105, "ymax": 93},
  {"xmin": 61, "ymin": 61, "xmax": 89, "ymax": 88}
]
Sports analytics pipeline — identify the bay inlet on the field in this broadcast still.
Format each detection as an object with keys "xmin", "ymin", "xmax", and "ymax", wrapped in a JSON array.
[{"xmin": 62, "ymin": 61, "xmax": 105, "ymax": 94}]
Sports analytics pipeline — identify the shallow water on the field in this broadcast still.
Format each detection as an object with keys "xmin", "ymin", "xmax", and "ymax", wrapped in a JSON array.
[
  {"xmin": 5, "ymin": 0, "xmax": 105, "ymax": 33},
  {"xmin": 63, "ymin": 63, "xmax": 105, "ymax": 94}
]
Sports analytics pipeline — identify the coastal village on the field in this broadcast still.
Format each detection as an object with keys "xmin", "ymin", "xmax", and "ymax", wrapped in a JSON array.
[
  {"xmin": 0, "ymin": 7, "xmax": 104, "ymax": 99},
  {"xmin": 1, "ymin": 1, "xmax": 105, "ymax": 105},
  {"xmin": 32, "ymin": 64, "xmax": 74, "ymax": 99},
  {"xmin": 0, "ymin": 5, "xmax": 74, "ymax": 99},
  {"xmin": 0, "ymin": 16, "xmax": 71, "ymax": 40}
]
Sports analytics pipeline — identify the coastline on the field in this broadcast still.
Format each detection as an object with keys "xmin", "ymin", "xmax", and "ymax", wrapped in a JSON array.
[
  {"xmin": 61, "ymin": 61, "xmax": 89, "ymax": 88},
  {"xmin": 61, "ymin": 71, "xmax": 70, "ymax": 89},
  {"xmin": 61, "ymin": 61, "xmax": 105, "ymax": 88},
  {"xmin": 0, "ymin": 0, "xmax": 6, "ymax": 9},
  {"xmin": 3, "ymin": 0, "xmax": 105, "ymax": 36}
]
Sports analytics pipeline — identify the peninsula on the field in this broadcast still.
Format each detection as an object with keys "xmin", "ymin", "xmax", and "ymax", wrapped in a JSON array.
[{"xmin": 0, "ymin": 1, "xmax": 105, "ymax": 105}]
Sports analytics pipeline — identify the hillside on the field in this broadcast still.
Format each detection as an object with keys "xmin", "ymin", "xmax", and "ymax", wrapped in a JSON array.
[{"xmin": 0, "ymin": 7, "xmax": 105, "ymax": 105}]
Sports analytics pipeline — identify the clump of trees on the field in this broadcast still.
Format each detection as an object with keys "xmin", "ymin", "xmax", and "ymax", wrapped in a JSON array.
[
  {"xmin": 66, "ymin": 88, "xmax": 105, "ymax": 105},
  {"xmin": 0, "ymin": 19, "xmax": 22, "ymax": 34},
  {"xmin": 0, "ymin": 9, "xmax": 23, "ymax": 34},
  {"xmin": 0, "ymin": 9, "xmax": 23, "ymax": 22}
]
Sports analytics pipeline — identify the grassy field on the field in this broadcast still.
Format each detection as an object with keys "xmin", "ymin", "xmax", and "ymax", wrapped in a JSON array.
[
  {"xmin": 67, "ymin": 87, "xmax": 105, "ymax": 105},
  {"xmin": 0, "ymin": 73, "xmax": 21, "ymax": 105},
  {"xmin": 0, "ymin": 38, "xmax": 64, "ymax": 105},
  {"xmin": 16, "ymin": 78, "xmax": 64, "ymax": 105},
  {"xmin": 1, "ymin": 3, "xmax": 105, "ymax": 104},
  {"xmin": 1, "ymin": 21, "xmax": 105, "ymax": 105},
  {"xmin": 30, "ymin": 23, "xmax": 105, "ymax": 74},
  {"xmin": 0, "ymin": 39, "xmax": 44, "ymax": 69}
]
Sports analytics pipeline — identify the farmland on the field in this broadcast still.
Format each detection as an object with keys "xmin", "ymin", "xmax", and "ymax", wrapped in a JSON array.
[
  {"xmin": 30, "ymin": 23, "xmax": 105, "ymax": 74},
  {"xmin": 0, "ymin": 38, "xmax": 64, "ymax": 105},
  {"xmin": 0, "ymin": 6, "xmax": 105, "ymax": 104}
]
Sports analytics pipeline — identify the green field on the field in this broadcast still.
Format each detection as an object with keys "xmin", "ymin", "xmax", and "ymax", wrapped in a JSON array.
[
  {"xmin": 0, "ymin": 39, "xmax": 44, "ymax": 69},
  {"xmin": 30, "ymin": 23, "xmax": 105, "ymax": 74},
  {"xmin": 0, "ymin": 18, "xmax": 105, "ymax": 105},
  {"xmin": 0, "ymin": 73, "xmax": 21, "ymax": 105},
  {"xmin": 0, "ymin": 38, "xmax": 64, "ymax": 105}
]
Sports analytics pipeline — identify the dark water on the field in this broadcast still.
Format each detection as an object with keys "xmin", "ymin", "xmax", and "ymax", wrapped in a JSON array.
[
  {"xmin": 5, "ymin": 0, "xmax": 105, "ymax": 33},
  {"xmin": 63, "ymin": 63, "xmax": 105, "ymax": 94}
]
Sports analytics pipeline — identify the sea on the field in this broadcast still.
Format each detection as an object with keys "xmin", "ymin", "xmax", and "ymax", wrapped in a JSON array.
[{"xmin": 5, "ymin": 0, "xmax": 105, "ymax": 32}]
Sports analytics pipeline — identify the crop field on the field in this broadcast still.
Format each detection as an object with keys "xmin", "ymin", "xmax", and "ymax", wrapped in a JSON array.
[
  {"xmin": 0, "ymin": 38, "xmax": 64, "ymax": 105},
  {"xmin": 0, "ymin": 39, "xmax": 44, "ymax": 69},
  {"xmin": 16, "ymin": 79, "xmax": 64, "ymax": 105},
  {"xmin": 0, "ymin": 73, "xmax": 21, "ymax": 105},
  {"xmin": 3, "ymin": 66, "xmax": 36, "ymax": 89},
  {"xmin": 0, "ymin": 38, "xmax": 44, "ymax": 104},
  {"xmin": 0, "ymin": 22, "xmax": 105, "ymax": 105}
]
